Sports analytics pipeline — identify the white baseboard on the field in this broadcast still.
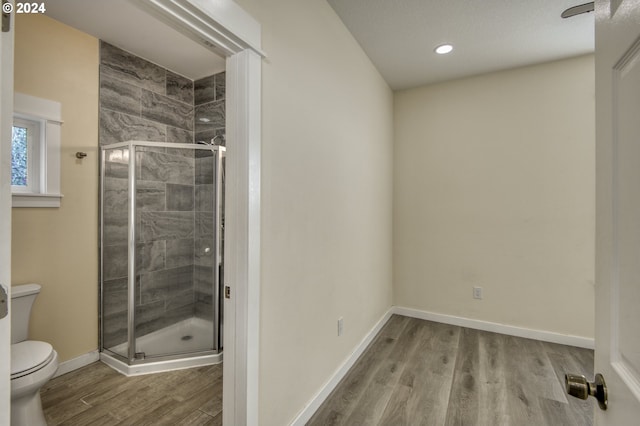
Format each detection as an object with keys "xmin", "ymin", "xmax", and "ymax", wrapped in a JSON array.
[
  {"xmin": 53, "ymin": 350, "xmax": 100, "ymax": 378},
  {"xmin": 393, "ymin": 306, "xmax": 594, "ymax": 350},
  {"xmin": 289, "ymin": 308, "xmax": 394, "ymax": 426}
]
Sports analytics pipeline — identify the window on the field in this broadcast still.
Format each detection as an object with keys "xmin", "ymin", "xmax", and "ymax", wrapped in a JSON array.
[
  {"xmin": 12, "ymin": 116, "xmax": 42, "ymax": 193},
  {"xmin": 12, "ymin": 93, "xmax": 62, "ymax": 208}
]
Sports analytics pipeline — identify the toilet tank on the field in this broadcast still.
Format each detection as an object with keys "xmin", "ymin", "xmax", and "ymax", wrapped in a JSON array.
[{"xmin": 11, "ymin": 283, "xmax": 41, "ymax": 344}]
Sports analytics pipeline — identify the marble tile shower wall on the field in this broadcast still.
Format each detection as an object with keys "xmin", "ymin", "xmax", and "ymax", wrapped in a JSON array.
[
  {"xmin": 99, "ymin": 42, "xmax": 195, "ymax": 147},
  {"xmin": 99, "ymin": 41, "xmax": 224, "ymax": 348},
  {"xmin": 194, "ymin": 72, "xmax": 226, "ymax": 146}
]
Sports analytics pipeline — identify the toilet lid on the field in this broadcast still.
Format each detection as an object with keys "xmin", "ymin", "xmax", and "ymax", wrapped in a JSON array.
[{"xmin": 11, "ymin": 340, "xmax": 54, "ymax": 378}]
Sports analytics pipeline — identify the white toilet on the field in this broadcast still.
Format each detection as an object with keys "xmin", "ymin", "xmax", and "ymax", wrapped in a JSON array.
[{"xmin": 11, "ymin": 284, "xmax": 59, "ymax": 426}]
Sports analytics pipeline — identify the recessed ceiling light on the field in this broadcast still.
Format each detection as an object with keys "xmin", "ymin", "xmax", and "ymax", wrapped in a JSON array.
[
  {"xmin": 199, "ymin": 117, "xmax": 211, "ymax": 123},
  {"xmin": 435, "ymin": 44, "xmax": 453, "ymax": 55}
]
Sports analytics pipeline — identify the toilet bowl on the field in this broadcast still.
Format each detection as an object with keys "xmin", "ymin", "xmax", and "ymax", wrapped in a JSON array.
[{"xmin": 10, "ymin": 284, "xmax": 59, "ymax": 426}]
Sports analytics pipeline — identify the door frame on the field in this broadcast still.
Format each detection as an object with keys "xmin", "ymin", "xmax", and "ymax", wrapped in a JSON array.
[
  {"xmin": 0, "ymin": 1, "xmax": 14, "ymax": 424},
  {"xmin": 206, "ymin": 7, "xmax": 262, "ymax": 426},
  {"xmin": 223, "ymin": 48, "xmax": 262, "ymax": 426},
  {"xmin": 140, "ymin": 1, "xmax": 263, "ymax": 424}
]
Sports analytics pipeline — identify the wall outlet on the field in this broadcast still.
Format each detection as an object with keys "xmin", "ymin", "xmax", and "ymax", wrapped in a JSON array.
[
  {"xmin": 338, "ymin": 317, "xmax": 344, "ymax": 336},
  {"xmin": 473, "ymin": 286, "xmax": 483, "ymax": 300}
]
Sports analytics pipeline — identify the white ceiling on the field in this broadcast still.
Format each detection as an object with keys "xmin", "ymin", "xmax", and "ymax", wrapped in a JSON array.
[
  {"xmin": 45, "ymin": 0, "xmax": 226, "ymax": 81},
  {"xmin": 327, "ymin": 0, "xmax": 594, "ymax": 90},
  {"xmin": 44, "ymin": 0, "xmax": 593, "ymax": 90}
]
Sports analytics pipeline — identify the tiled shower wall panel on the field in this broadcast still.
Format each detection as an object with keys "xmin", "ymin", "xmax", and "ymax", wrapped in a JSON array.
[
  {"xmin": 99, "ymin": 42, "xmax": 195, "ymax": 146},
  {"xmin": 100, "ymin": 40, "xmax": 225, "ymax": 345},
  {"xmin": 100, "ymin": 41, "xmax": 197, "ymax": 343},
  {"xmin": 195, "ymin": 72, "xmax": 226, "ymax": 146}
]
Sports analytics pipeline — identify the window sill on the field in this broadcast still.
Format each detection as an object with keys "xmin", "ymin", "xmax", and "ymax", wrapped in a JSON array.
[{"xmin": 12, "ymin": 193, "xmax": 63, "ymax": 208}]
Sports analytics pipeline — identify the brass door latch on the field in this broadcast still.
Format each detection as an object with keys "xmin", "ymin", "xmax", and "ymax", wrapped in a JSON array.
[{"xmin": 565, "ymin": 373, "xmax": 608, "ymax": 410}]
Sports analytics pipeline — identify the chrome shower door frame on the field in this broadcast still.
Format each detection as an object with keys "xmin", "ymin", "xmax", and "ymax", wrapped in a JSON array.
[
  {"xmin": 100, "ymin": 140, "xmax": 226, "ymax": 366},
  {"xmin": 213, "ymin": 145, "xmax": 226, "ymax": 351}
]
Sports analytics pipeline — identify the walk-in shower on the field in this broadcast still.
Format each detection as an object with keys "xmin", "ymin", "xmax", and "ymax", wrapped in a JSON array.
[{"xmin": 99, "ymin": 140, "xmax": 225, "ymax": 375}]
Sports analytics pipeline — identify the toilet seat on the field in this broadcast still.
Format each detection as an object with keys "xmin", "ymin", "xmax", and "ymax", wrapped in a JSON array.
[{"xmin": 11, "ymin": 341, "xmax": 55, "ymax": 380}]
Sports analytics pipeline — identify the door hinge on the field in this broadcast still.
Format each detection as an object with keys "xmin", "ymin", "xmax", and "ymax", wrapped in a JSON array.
[
  {"xmin": 0, "ymin": 285, "xmax": 8, "ymax": 319},
  {"xmin": 2, "ymin": 1, "xmax": 11, "ymax": 33},
  {"xmin": 224, "ymin": 286, "xmax": 231, "ymax": 299}
]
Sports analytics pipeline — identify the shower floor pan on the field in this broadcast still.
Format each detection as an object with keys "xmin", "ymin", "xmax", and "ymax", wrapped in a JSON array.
[{"xmin": 101, "ymin": 317, "xmax": 222, "ymax": 376}]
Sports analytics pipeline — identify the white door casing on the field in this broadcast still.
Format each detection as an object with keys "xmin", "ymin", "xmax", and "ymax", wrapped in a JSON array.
[
  {"xmin": 0, "ymin": 1, "xmax": 14, "ymax": 425},
  {"xmin": 141, "ymin": 2, "xmax": 263, "ymax": 424},
  {"xmin": 139, "ymin": 2, "xmax": 264, "ymax": 425},
  {"xmin": 224, "ymin": 48, "xmax": 262, "ymax": 426},
  {"xmin": 595, "ymin": 0, "xmax": 640, "ymax": 423}
]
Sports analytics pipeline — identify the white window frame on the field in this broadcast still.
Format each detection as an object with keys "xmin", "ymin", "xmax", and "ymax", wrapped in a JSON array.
[{"xmin": 12, "ymin": 92, "xmax": 63, "ymax": 208}]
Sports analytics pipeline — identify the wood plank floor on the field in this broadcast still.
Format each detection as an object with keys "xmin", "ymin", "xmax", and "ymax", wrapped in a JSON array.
[
  {"xmin": 308, "ymin": 315, "xmax": 594, "ymax": 426},
  {"xmin": 41, "ymin": 362, "xmax": 222, "ymax": 425}
]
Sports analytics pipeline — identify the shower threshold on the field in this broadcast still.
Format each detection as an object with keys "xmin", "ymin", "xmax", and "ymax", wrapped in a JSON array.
[{"xmin": 101, "ymin": 317, "xmax": 222, "ymax": 376}]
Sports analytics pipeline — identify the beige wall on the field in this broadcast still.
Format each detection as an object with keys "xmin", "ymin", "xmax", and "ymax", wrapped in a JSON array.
[
  {"xmin": 235, "ymin": 0, "xmax": 394, "ymax": 424},
  {"xmin": 12, "ymin": 14, "xmax": 99, "ymax": 362},
  {"xmin": 394, "ymin": 55, "xmax": 595, "ymax": 339}
]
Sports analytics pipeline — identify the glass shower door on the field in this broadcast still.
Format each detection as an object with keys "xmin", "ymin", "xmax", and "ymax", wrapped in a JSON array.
[
  {"xmin": 133, "ymin": 143, "xmax": 224, "ymax": 359},
  {"xmin": 101, "ymin": 145, "xmax": 131, "ymax": 359},
  {"xmin": 101, "ymin": 141, "xmax": 224, "ymax": 364}
]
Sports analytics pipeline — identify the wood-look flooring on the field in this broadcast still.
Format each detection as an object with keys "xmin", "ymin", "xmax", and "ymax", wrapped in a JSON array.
[
  {"xmin": 40, "ymin": 316, "xmax": 592, "ymax": 425},
  {"xmin": 308, "ymin": 315, "xmax": 594, "ymax": 426},
  {"xmin": 41, "ymin": 362, "xmax": 222, "ymax": 425}
]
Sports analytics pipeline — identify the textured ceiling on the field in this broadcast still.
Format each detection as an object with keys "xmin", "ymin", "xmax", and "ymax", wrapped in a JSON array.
[
  {"xmin": 327, "ymin": 0, "xmax": 594, "ymax": 90},
  {"xmin": 45, "ymin": 0, "xmax": 226, "ymax": 80}
]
